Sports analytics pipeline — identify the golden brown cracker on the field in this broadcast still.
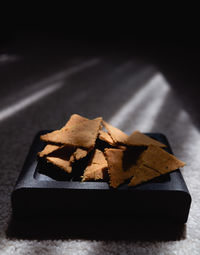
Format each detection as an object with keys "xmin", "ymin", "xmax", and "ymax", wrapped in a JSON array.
[
  {"xmin": 82, "ymin": 149, "xmax": 108, "ymax": 181},
  {"xmin": 45, "ymin": 146, "xmax": 75, "ymax": 173},
  {"xmin": 102, "ymin": 121, "xmax": 128, "ymax": 144},
  {"xmin": 105, "ymin": 148, "xmax": 137, "ymax": 188},
  {"xmin": 46, "ymin": 157, "xmax": 72, "ymax": 173},
  {"xmin": 38, "ymin": 144, "xmax": 63, "ymax": 157},
  {"xmin": 74, "ymin": 148, "xmax": 88, "ymax": 160},
  {"xmin": 70, "ymin": 148, "xmax": 88, "ymax": 163},
  {"xmin": 40, "ymin": 117, "xmax": 102, "ymax": 149},
  {"xmin": 140, "ymin": 145, "xmax": 186, "ymax": 174},
  {"xmin": 40, "ymin": 113, "xmax": 89, "ymax": 142},
  {"xmin": 98, "ymin": 130, "xmax": 116, "ymax": 146},
  {"xmin": 126, "ymin": 130, "xmax": 166, "ymax": 147},
  {"xmin": 128, "ymin": 165, "xmax": 160, "ymax": 186},
  {"xmin": 61, "ymin": 114, "xmax": 89, "ymax": 130}
]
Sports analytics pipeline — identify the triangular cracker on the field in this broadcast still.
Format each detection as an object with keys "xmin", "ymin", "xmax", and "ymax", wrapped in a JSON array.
[
  {"xmin": 45, "ymin": 146, "xmax": 75, "ymax": 173},
  {"xmin": 40, "ymin": 117, "xmax": 102, "ymax": 149},
  {"xmin": 126, "ymin": 130, "xmax": 166, "ymax": 147},
  {"xmin": 140, "ymin": 145, "xmax": 186, "ymax": 174},
  {"xmin": 82, "ymin": 149, "xmax": 108, "ymax": 181},
  {"xmin": 128, "ymin": 165, "xmax": 160, "ymax": 186},
  {"xmin": 40, "ymin": 114, "xmax": 90, "ymax": 142},
  {"xmin": 38, "ymin": 144, "xmax": 63, "ymax": 157},
  {"xmin": 46, "ymin": 157, "xmax": 72, "ymax": 173},
  {"xmin": 102, "ymin": 121, "xmax": 128, "ymax": 144},
  {"xmin": 61, "ymin": 114, "xmax": 89, "ymax": 130},
  {"xmin": 105, "ymin": 148, "xmax": 137, "ymax": 188},
  {"xmin": 98, "ymin": 130, "xmax": 116, "ymax": 146}
]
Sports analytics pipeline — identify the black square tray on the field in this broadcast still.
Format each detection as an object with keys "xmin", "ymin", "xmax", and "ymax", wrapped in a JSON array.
[{"xmin": 11, "ymin": 131, "xmax": 191, "ymax": 223}]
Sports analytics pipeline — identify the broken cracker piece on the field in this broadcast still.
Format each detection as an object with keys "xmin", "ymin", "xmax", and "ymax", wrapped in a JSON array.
[
  {"xmin": 69, "ymin": 148, "xmax": 88, "ymax": 164},
  {"xmin": 73, "ymin": 148, "xmax": 88, "ymax": 161},
  {"xmin": 61, "ymin": 114, "xmax": 89, "ymax": 131},
  {"xmin": 140, "ymin": 145, "xmax": 186, "ymax": 174},
  {"xmin": 128, "ymin": 165, "xmax": 160, "ymax": 187},
  {"xmin": 102, "ymin": 121, "xmax": 128, "ymax": 144},
  {"xmin": 38, "ymin": 144, "xmax": 63, "ymax": 157},
  {"xmin": 40, "ymin": 117, "xmax": 102, "ymax": 149},
  {"xmin": 105, "ymin": 148, "xmax": 137, "ymax": 188},
  {"xmin": 45, "ymin": 146, "xmax": 75, "ymax": 173},
  {"xmin": 126, "ymin": 130, "xmax": 166, "ymax": 148},
  {"xmin": 82, "ymin": 149, "xmax": 108, "ymax": 181},
  {"xmin": 46, "ymin": 157, "xmax": 72, "ymax": 173},
  {"xmin": 99, "ymin": 130, "xmax": 116, "ymax": 146}
]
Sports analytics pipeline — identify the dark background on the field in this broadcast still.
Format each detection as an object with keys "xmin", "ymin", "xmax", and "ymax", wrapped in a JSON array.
[{"xmin": 1, "ymin": 24, "xmax": 200, "ymax": 128}]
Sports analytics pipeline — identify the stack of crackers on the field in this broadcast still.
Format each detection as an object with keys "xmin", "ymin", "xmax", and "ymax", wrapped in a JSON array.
[{"xmin": 38, "ymin": 114, "xmax": 185, "ymax": 188}]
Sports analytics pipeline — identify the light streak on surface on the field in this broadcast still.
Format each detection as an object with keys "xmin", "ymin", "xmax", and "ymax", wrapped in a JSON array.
[{"xmin": 0, "ymin": 58, "xmax": 100, "ymax": 122}]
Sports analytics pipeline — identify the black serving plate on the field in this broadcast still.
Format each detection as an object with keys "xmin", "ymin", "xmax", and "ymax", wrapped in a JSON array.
[{"xmin": 11, "ymin": 131, "xmax": 191, "ymax": 223}]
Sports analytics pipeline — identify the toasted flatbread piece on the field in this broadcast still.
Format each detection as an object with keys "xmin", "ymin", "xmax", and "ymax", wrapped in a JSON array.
[
  {"xmin": 40, "ymin": 117, "xmax": 102, "ymax": 149},
  {"xmin": 140, "ymin": 145, "xmax": 186, "ymax": 174},
  {"xmin": 38, "ymin": 144, "xmax": 63, "ymax": 157},
  {"xmin": 46, "ymin": 157, "xmax": 72, "ymax": 173},
  {"xmin": 70, "ymin": 148, "xmax": 88, "ymax": 163},
  {"xmin": 102, "ymin": 121, "xmax": 128, "ymax": 144},
  {"xmin": 73, "ymin": 148, "xmax": 88, "ymax": 160},
  {"xmin": 126, "ymin": 130, "xmax": 166, "ymax": 148},
  {"xmin": 82, "ymin": 149, "xmax": 108, "ymax": 181},
  {"xmin": 45, "ymin": 146, "xmax": 75, "ymax": 173},
  {"xmin": 128, "ymin": 165, "xmax": 160, "ymax": 186},
  {"xmin": 40, "ymin": 114, "xmax": 90, "ymax": 141},
  {"xmin": 61, "ymin": 114, "xmax": 89, "ymax": 130},
  {"xmin": 98, "ymin": 130, "xmax": 116, "ymax": 146},
  {"xmin": 105, "ymin": 148, "xmax": 137, "ymax": 188}
]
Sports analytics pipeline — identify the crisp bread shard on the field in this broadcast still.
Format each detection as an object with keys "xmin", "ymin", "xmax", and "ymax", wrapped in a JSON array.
[
  {"xmin": 128, "ymin": 145, "xmax": 186, "ymax": 187},
  {"xmin": 102, "ymin": 121, "xmax": 128, "ymax": 144},
  {"xmin": 140, "ymin": 145, "xmax": 186, "ymax": 174},
  {"xmin": 40, "ymin": 114, "xmax": 89, "ymax": 143},
  {"xmin": 69, "ymin": 148, "xmax": 88, "ymax": 163},
  {"xmin": 126, "ymin": 130, "xmax": 166, "ymax": 148},
  {"xmin": 45, "ymin": 146, "xmax": 75, "ymax": 173},
  {"xmin": 105, "ymin": 148, "xmax": 138, "ymax": 188},
  {"xmin": 38, "ymin": 144, "xmax": 63, "ymax": 157},
  {"xmin": 61, "ymin": 114, "xmax": 89, "ymax": 130},
  {"xmin": 46, "ymin": 157, "xmax": 72, "ymax": 173},
  {"xmin": 98, "ymin": 130, "xmax": 116, "ymax": 146},
  {"xmin": 39, "ymin": 114, "xmax": 186, "ymax": 188},
  {"xmin": 82, "ymin": 149, "xmax": 108, "ymax": 181},
  {"xmin": 128, "ymin": 165, "xmax": 160, "ymax": 186},
  {"xmin": 40, "ymin": 117, "xmax": 102, "ymax": 149}
]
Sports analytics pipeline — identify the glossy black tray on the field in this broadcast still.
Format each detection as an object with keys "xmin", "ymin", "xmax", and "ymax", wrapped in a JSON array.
[{"xmin": 11, "ymin": 131, "xmax": 191, "ymax": 223}]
